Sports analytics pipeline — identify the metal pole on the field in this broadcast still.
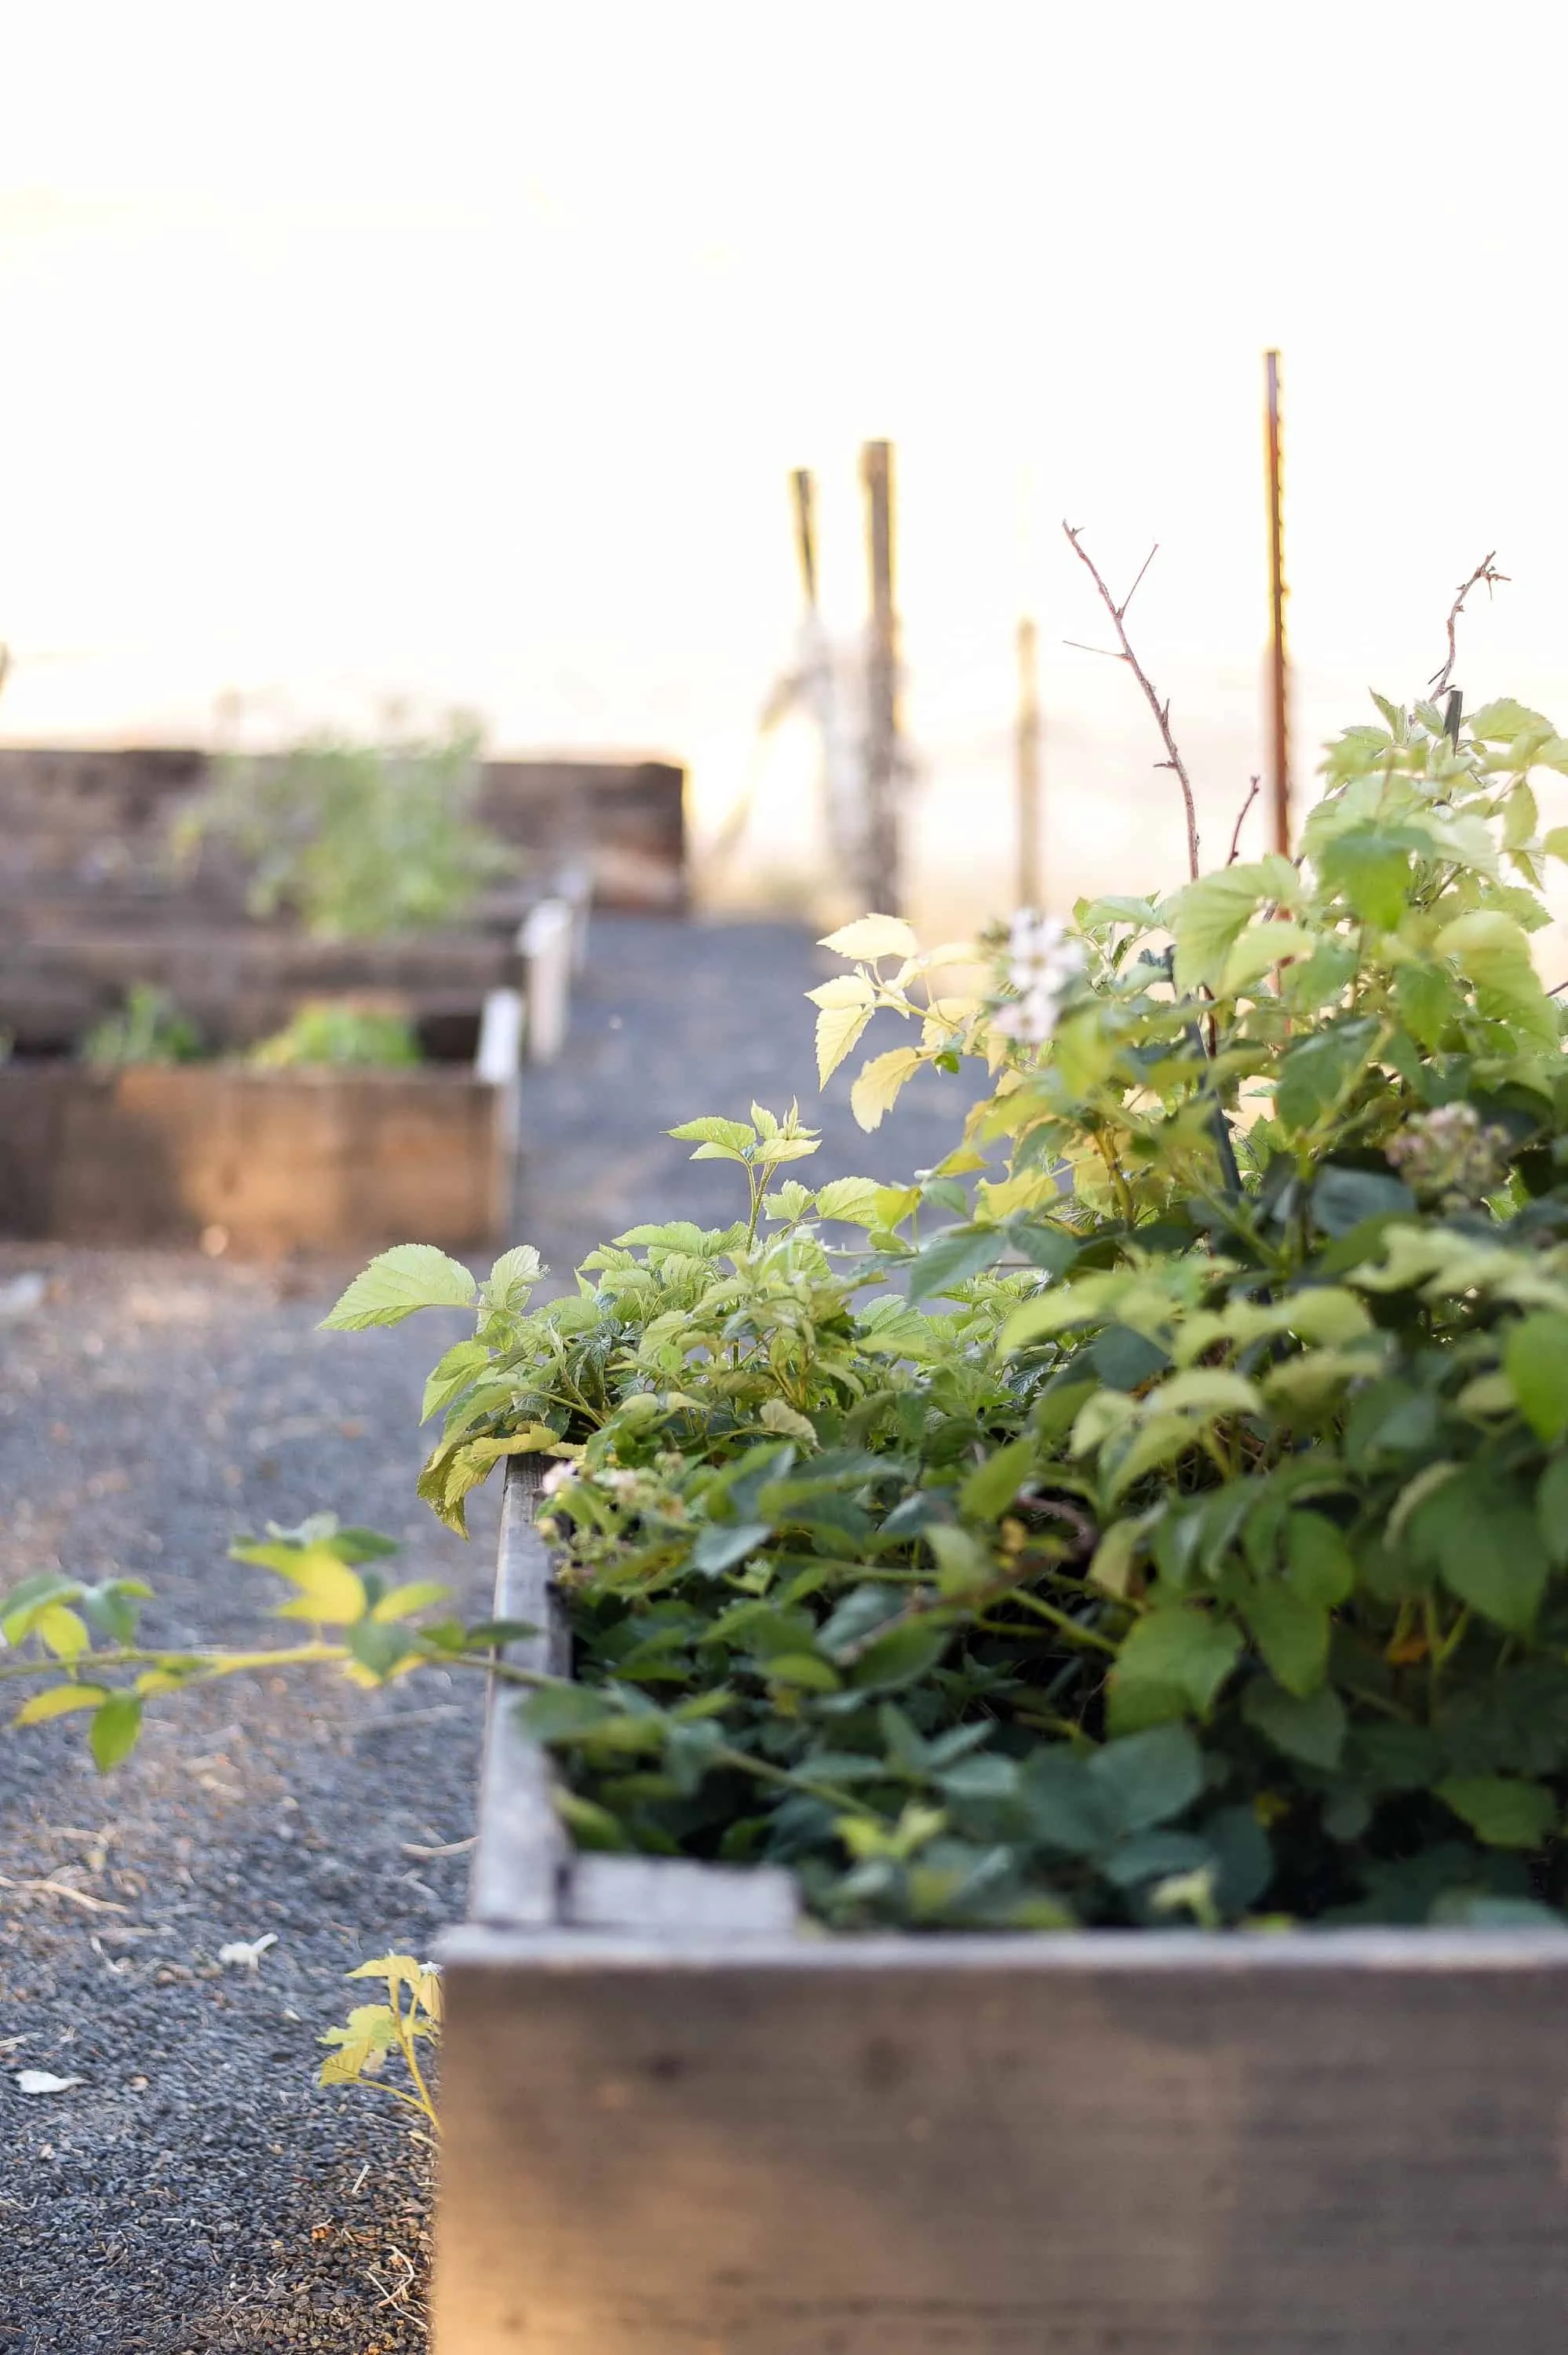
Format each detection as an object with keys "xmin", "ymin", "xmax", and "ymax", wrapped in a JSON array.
[
  {"xmin": 1264, "ymin": 350, "xmax": 1290, "ymax": 856},
  {"xmin": 859, "ymin": 439, "xmax": 901, "ymax": 915},
  {"xmin": 1016, "ymin": 615, "xmax": 1041, "ymax": 909}
]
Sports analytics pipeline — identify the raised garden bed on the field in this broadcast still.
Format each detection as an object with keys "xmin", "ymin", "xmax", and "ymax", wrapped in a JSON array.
[
  {"xmin": 0, "ymin": 1034, "xmax": 520, "ymax": 1256},
  {"xmin": 433, "ymin": 1462, "xmax": 1568, "ymax": 2355}
]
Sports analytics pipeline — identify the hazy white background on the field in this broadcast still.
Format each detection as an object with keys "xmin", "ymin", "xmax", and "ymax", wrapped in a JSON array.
[{"xmin": 2, "ymin": 0, "xmax": 1566, "ymax": 940}]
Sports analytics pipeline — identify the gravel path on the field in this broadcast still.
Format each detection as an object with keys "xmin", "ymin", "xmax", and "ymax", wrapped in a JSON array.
[{"xmin": 0, "ymin": 915, "xmax": 984, "ymax": 2352}]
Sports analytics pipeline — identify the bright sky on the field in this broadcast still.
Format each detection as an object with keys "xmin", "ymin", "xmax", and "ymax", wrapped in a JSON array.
[{"xmin": 3, "ymin": 0, "xmax": 1566, "ymax": 937}]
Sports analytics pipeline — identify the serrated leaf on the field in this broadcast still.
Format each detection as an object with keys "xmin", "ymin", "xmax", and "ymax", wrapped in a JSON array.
[
  {"xmin": 850, "ymin": 1048, "xmax": 924, "ymax": 1132},
  {"xmin": 1274, "ymin": 1018, "xmax": 1380, "ymax": 1134},
  {"xmin": 483, "ymin": 1244, "xmax": 544, "ymax": 1311},
  {"xmin": 819, "ymin": 914, "xmax": 920, "ymax": 962},
  {"xmin": 321, "ymin": 1245, "xmax": 477, "ymax": 1331},
  {"xmin": 370, "ymin": 1579, "xmax": 450, "ymax": 1624},
  {"xmin": 1170, "ymin": 865, "xmax": 1276, "ymax": 991},
  {"xmin": 814, "ymin": 999, "xmax": 875, "ymax": 1086},
  {"xmin": 1467, "ymin": 698, "xmax": 1551, "ymax": 743},
  {"xmin": 669, "ymin": 1115, "xmax": 754, "ymax": 1152},
  {"xmin": 812, "ymin": 1177, "xmax": 885, "ymax": 1224},
  {"xmin": 420, "ymin": 1338, "xmax": 493, "ymax": 1423}
]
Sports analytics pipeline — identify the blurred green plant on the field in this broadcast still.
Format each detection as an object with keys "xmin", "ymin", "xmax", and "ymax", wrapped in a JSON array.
[
  {"xmin": 178, "ymin": 717, "xmax": 513, "ymax": 940},
  {"xmin": 248, "ymin": 1000, "xmax": 421, "ymax": 1070},
  {"xmin": 81, "ymin": 984, "xmax": 202, "ymax": 1068}
]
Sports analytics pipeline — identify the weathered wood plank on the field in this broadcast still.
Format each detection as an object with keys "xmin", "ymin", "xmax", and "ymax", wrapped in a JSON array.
[
  {"xmin": 435, "ymin": 1929, "xmax": 1568, "ymax": 2353},
  {"xmin": 0, "ymin": 1064, "xmax": 512, "ymax": 1254},
  {"xmin": 466, "ymin": 1462, "xmax": 571, "ymax": 1930}
]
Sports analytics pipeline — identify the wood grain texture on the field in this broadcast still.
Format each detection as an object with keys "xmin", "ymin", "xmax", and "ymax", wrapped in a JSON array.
[
  {"xmin": 435, "ymin": 1930, "xmax": 1568, "ymax": 2353},
  {"xmin": 0, "ymin": 1064, "xmax": 510, "ymax": 1253}
]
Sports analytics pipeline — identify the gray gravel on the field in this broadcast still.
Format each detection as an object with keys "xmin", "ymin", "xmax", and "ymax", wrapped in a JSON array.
[{"xmin": 0, "ymin": 915, "xmax": 984, "ymax": 2351}]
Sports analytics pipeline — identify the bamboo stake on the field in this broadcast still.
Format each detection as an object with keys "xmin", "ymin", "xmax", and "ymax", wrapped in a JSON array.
[
  {"xmin": 860, "ymin": 440, "xmax": 902, "ymax": 915},
  {"xmin": 1264, "ymin": 350, "xmax": 1290, "ymax": 856},
  {"xmin": 1016, "ymin": 615, "xmax": 1042, "ymax": 908}
]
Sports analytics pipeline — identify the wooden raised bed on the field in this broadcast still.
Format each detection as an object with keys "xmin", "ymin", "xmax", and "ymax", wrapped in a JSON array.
[
  {"xmin": 0, "ymin": 1048, "xmax": 518, "ymax": 1257},
  {"xmin": 434, "ymin": 1463, "xmax": 1568, "ymax": 2354}
]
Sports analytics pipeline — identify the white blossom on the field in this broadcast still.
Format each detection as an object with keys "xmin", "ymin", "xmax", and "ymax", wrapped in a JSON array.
[{"xmin": 994, "ymin": 911, "xmax": 1084, "ymax": 1045}]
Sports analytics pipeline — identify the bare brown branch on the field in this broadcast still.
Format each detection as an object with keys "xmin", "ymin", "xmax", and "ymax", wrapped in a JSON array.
[
  {"xmin": 1428, "ymin": 551, "xmax": 1508, "ymax": 696},
  {"xmin": 1227, "ymin": 777, "xmax": 1261, "ymax": 867},
  {"xmin": 1063, "ymin": 522, "xmax": 1201, "ymax": 880}
]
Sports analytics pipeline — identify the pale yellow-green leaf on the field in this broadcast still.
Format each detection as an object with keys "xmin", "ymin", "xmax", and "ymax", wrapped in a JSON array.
[
  {"xmin": 819, "ymin": 914, "xmax": 920, "ymax": 962},
  {"xmin": 1070, "ymin": 1391, "xmax": 1138, "ymax": 1457},
  {"xmin": 1388, "ymin": 1459, "xmax": 1460, "ymax": 1543},
  {"xmin": 759, "ymin": 1399, "xmax": 818, "ymax": 1445},
  {"xmin": 1143, "ymin": 1367, "xmax": 1262, "ymax": 1419},
  {"xmin": 1088, "ymin": 1521, "xmax": 1141, "ymax": 1597},
  {"xmin": 812, "ymin": 1177, "xmax": 885, "ymax": 1225},
  {"xmin": 1105, "ymin": 1414, "xmax": 1199, "ymax": 1500},
  {"xmin": 814, "ymin": 997, "xmax": 873, "ymax": 1085},
  {"xmin": 270, "ymin": 1544, "xmax": 368, "ymax": 1625},
  {"xmin": 850, "ymin": 1047, "xmax": 923, "ymax": 1132},
  {"xmin": 35, "ymin": 1603, "xmax": 89, "ymax": 1659},
  {"xmin": 804, "ymin": 973, "xmax": 873, "ymax": 1011},
  {"xmin": 14, "ymin": 1682, "xmax": 106, "ymax": 1725},
  {"xmin": 370, "ymin": 1579, "xmax": 451, "ymax": 1623},
  {"xmin": 320, "ymin": 1244, "xmax": 477, "ymax": 1332},
  {"xmin": 1220, "ymin": 920, "xmax": 1315, "ymax": 995}
]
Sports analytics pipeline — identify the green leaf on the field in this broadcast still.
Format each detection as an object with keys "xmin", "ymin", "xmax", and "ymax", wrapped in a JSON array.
[
  {"xmin": 483, "ymin": 1245, "xmax": 544, "ymax": 1311},
  {"xmin": 370, "ymin": 1579, "xmax": 450, "ymax": 1624},
  {"xmin": 1317, "ymin": 827, "xmax": 1416, "ymax": 929},
  {"xmin": 1088, "ymin": 1724, "xmax": 1204, "ymax": 1832},
  {"xmin": 691, "ymin": 1521, "xmax": 773, "ymax": 1574},
  {"xmin": 420, "ymin": 1339, "xmax": 493, "ymax": 1423},
  {"xmin": 926, "ymin": 1524, "xmax": 994, "ymax": 1591},
  {"xmin": 1242, "ymin": 1678, "xmax": 1347, "ymax": 1769},
  {"xmin": 1170, "ymin": 865, "xmax": 1274, "ymax": 991},
  {"xmin": 1019, "ymin": 1752, "xmax": 1118, "ymax": 1855},
  {"xmin": 1435, "ymin": 1776, "xmax": 1556, "ymax": 1849},
  {"xmin": 1241, "ymin": 1581, "xmax": 1329, "ymax": 1697},
  {"xmin": 1285, "ymin": 1513, "xmax": 1356, "ymax": 1608},
  {"xmin": 1274, "ymin": 1018, "xmax": 1380, "ymax": 1134},
  {"xmin": 1109, "ymin": 1605, "xmax": 1243, "ymax": 1726},
  {"xmin": 1413, "ymin": 1474, "xmax": 1548, "ymax": 1636},
  {"xmin": 1537, "ymin": 1455, "xmax": 1568, "ymax": 1568},
  {"xmin": 35, "ymin": 1603, "xmax": 89, "ymax": 1660},
  {"xmin": 958, "ymin": 1437, "xmax": 1037, "ymax": 1524},
  {"xmin": 906, "ymin": 1225, "xmax": 1006, "ymax": 1304},
  {"xmin": 1394, "ymin": 962, "xmax": 1460, "ymax": 1050},
  {"xmin": 321, "ymin": 1244, "xmax": 477, "ymax": 1331},
  {"xmin": 848, "ymin": 1619, "xmax": 950, "ymax": 1692},
  {"xmin": 1504, "ymin": 1313, "xmax": 1568, "ymax": 1442},
  {"xmin": 518, "ymin": 1684, "xmax": 618, "ymax": 1743},
  {"xmin": 1432, "ymin": 910, "xmax": 1556, "ymax": 1050},
  {"xmin": 89, "ymin": 1692, "xmax": 144, "ymax": 1772},
  {"xmin": 1311, "ymin": 1167, "xmax": 1414, "ymax": 1239}
]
